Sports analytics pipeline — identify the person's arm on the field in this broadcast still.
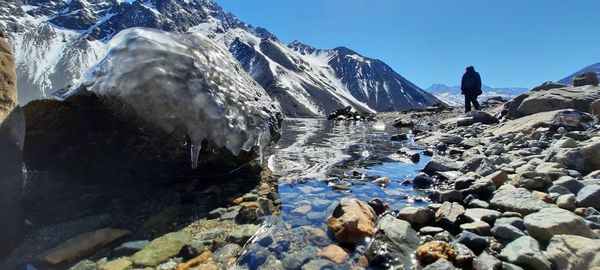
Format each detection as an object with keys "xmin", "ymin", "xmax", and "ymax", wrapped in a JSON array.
[
  {"xmin": 460, "ymin": 74, "xmax": 466, "ymax": 94},
  {"xmin": 476, "ymin": 73, "xmax": 482, "ymax": 90}
]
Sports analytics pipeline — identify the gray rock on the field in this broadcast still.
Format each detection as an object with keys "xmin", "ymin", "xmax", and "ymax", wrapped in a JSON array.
[
  {"xmin": 423, "ymin": 156, "xmax": 462, "ymax": 174},
  {"xmin": 423, "ymin": 258, "xmax": 455, "ymax": 270},
  {"xmin": 396, "ymin": 207, "xmax": 434, "ymax": 229},
  {"xmin": 553, "ymin": 141, "xmax": 600, "ymax": 175},
  {"xmin": 460, "ymin": 221, "xmax": 491, "ymax": 235},
  {"xmin": 502, "ymin": 262, "xmax": 525, "ymax": 270},
  {"xmin": 463, "ymin": 208, "xmax": 501, "ymax": 224},
  {"xmin": 544, "ymin": 234, "xmax": 600, "ymax": 270},
  {"xmin": 492, "ymin": 223, "xmax": 525, "ymax": 241},
  {"xmin": 496, "ymin": 217, "xmax": 526, "ymax": 231},
  {"xmin": 554, "ymin": 177, "xmax": 585, "ymax": 194},
  {"xmin": 212, "ymin": 243, "xmax": 242, "ymax": 263},
  {"xmin": 419, "ymin": 226, "xmax": 445, "ymax": 236},
  {"xmin": 499, "ymin": 236, "xmax": 551, "ymax": 270},
  {"xmin": 435, "ymin": 202, "xmax": 465, "ymax": 229},
  {"xmin": 490, "ymin": 185, "xmax": 555, "ymax": 215},
  {"xmin": 366, "ymin": 215, "xmax": 419, "ymax": 269},
  {"xmin": 461, "ymin": 156, "xmax": 497, "ymax": 176},
  {"xmin": 573, "ymin": 72, "xmax": 599, "ymax": 87},
  {"xmin": 556, "ymin": 194, "xmax": 576, "ymax": 211},
  {"xmin": 576, "ymin": 184, "xmax": 600, "ymax": 209},
  {"xmin": 226, "ymin": 224, "xmax": 258, "ymax": 245},
  {"xmin": 281, "ymin": 246, "xmax": 318, "ymax": 269},
  {"xmin": 468, "ymin": 199, "xmax": 490, "ymax": 209},
  {"xmin": 432, "ymin": 190, "xmax": 463, "ymax": 203},
  {"xmin": 547, "ymin": 184, "xmax": 573, "ymax": 195},
  {"xmin": 113, "ymin": 240, "xmax": 150, "ymax": 257},
  {"xmin": 473, "ymin": 251, "xmax": 502, "ymax": 270},
  {"xmin": 208, "ymin": 207, "xmax": 227, "ymax": 219},
  {"xmin": 524, "ymin": 208, "xmax": 595, "ymax": 244},
  {"xmin": 461, "ymin": 179, "xmax": 496, "ymax": 197},
  {"xmin": 454, "ymin": 231, "xmax": 489, "ymax": 255}
]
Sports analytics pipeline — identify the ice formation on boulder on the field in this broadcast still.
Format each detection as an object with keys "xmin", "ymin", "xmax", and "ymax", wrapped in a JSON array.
[{"xmin": 70, "ymin": 28, "xmax": 281, "ymax": 168}]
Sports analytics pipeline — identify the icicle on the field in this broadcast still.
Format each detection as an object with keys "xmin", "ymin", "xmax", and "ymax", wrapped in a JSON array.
[{"xmin": 190, "ymin": 143, "xmax": 202, "ymax": 169}]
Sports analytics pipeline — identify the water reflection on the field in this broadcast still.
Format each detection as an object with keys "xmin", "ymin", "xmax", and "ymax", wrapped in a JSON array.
[{"xmin": 237, "ymin": 119, "xmax": 431, "ymax": 269}]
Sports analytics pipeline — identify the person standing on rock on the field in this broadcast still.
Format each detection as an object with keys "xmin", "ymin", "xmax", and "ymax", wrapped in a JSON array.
[{"xmin": 461, "ymin": 66, "xmax": 482, "ymax": 112}]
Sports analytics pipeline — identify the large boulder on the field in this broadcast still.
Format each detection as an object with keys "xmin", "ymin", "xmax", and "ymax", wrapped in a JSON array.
[
  {"xmin": 573, "ymin": 72, "xmax": 599, "ymax": 87},
  {"xmin": 491, "ymin": 109, "xmax": 596, "ymax": 136},
  {"xmin": 552, "ymin": 141, "xmax": 600, "ymax": 175},
  {"xmin": 516, "ymin": 86, "xmax": 600, "ymax": 116},
  {"xmin": 576, "ymin": 184, "xmax": 600, "ymax": 209},
  {"xmin": 544, "ymin": 235, "xmax": 600, "ymax": 270},
  {"xmin": 131, "ymin": 231, "xmax": 192, "ymax": 267},
  {"xmin": 0, "ymin": 29, "xmax": 25, "ymax": 259},
  {"xmin": 326, "ymin": 198, "xmax": 377, "ymax": 243},
  {"xmin": 524, "ymin": 208, "xmax": 595, "ymax": 244},
  {"xmin": 366, "ymin": 215, "xmax": 419, "ymax": 269},
  {"xmin": 23, "ymin": 28, "xmax": 282, "ymax": 176}
]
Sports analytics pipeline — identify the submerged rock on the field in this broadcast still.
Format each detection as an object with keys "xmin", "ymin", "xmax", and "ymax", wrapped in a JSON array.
[
  {"xmin": 326, "ymin": 198, "xmax": 376, "ymax": 243},
  {"xmin": 366, "ymin": 215, "xmax": 419, "ymax": 269},
  {"xmin": 131, "ymin": 231, "xmax": 192, "ymax": 267},
  {"xmin": 41, "ymin": 228, "xmax": 130, "ymax": 265}
]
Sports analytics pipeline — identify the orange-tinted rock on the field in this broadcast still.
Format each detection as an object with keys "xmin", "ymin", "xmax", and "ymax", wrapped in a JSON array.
[
  {"xmin": 326, "ymin": 198, "xmax": 376, "ymax": 243},
  {"xmin": 41, "ymin": 228, "xmax": 130, "ymax": 264},
  {"xmin": 319, "ymin": 244, "xmax": 349, "ymax": 264},
  {"xmin": 416, "ymin": 241, "xmax": 457, "ymax": 266}
]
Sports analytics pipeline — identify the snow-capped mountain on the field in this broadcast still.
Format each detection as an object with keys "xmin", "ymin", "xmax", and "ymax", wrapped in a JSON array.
[
  {"xmin": 426, "ymin": 84, "xmax": 527, "ymax": 107},
  {"xmin": 558, "ymin": 62, "xmax": 600, "ymax": 85},
  {"xmin": 1, "ymin": 0, "xmax": 438, "ymax": 116}
]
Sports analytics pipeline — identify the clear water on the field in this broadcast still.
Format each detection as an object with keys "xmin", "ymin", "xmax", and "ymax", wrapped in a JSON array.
[{"xmin": 236, "ymin": 119, "xmax": 431, "ymax": 269}]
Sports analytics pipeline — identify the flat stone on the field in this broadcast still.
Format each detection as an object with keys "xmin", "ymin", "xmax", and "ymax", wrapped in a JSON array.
[
  {"xmin": 212, "ymin": 243, "xmax": 241, "ymax": 264},
  {"xmin": 499, "ymin": 236, "xmax": 551, "ymax": 270},
  {"xmin": 553, "ymin": 177, "xmax": 584, "ymax": 194},
  {"xmin": 419, "ymin": 226, "xmax": 445, "ymax": 236},
  {"xmin": 491, "ymin": 223, "xmax": 525, "ymax": 241},
  {"xmin": 318, "ymin": 244, "xmax": 349, "ymax": 264},
  {"xmin": 460, "ymin": 221, "xmax": 491, "ymax": 235},
  {"xmin": 489, "ymin": 185, "xmax": 555, "ymax": 215},
  {"xmin": 131, "ymin": 231, "xmax": 191, "ymax": 267},
  {"xmin": 463, "ymin": 208, "xmax": 501, "ymax": 224},
  {"xmin": 41, "ymin": 228, "xmax": 130, "ymax": 265},
  {"xmin": 511, "ymin": 171, "xmax": 552, "ymax": 190},
  {"xmin": 524, "ymin": 208, "xmax": 595, "ymax": 244}
]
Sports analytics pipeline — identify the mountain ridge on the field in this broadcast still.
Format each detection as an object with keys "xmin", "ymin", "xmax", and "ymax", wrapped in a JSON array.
[{"xmin": 0, "ymin": 0, "xmax": 439, "ymax": 116}]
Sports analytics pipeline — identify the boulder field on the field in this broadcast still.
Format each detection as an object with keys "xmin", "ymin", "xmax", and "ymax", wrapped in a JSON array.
[{"xmin": 326, "ymin": 75, "xmax": 600, "ymax": 269}]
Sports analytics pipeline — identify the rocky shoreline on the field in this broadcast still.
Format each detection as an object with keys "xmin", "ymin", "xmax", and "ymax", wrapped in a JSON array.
[{"xmin": 322, "ymin": 76, "xmax": 600, "ymax": 269}]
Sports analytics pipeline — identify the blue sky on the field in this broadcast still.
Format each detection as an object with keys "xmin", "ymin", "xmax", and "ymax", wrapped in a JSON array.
[{"xmin": 215, "ymin": 0, "xmax": 600, "ymax": 89}]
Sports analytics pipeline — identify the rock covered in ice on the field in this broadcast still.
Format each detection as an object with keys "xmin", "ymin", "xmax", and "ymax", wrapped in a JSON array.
[{"xmin": 69, "ymin": 28, "xmax": 282, "ymax": 167}]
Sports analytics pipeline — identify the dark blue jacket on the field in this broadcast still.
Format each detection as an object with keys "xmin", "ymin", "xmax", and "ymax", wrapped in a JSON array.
[{"xmin": 461, "ymin": 67, "xmax": 482, "ymax": 96}]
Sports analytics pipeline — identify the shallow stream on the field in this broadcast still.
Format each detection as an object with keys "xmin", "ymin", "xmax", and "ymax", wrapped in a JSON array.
[{"xmin": 236, "ymin": 118, "xmax": 431, "ymax": 269}]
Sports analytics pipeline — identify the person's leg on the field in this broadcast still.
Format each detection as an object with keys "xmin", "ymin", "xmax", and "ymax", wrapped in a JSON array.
[
  {"xmin": 471, "ymin": 95, "xmax": 480, "ymax": 110},
  {"xmin": 464, "ymin": 94, "xmax": 472, "ymax": 112}
]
